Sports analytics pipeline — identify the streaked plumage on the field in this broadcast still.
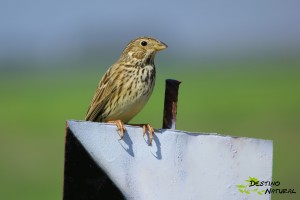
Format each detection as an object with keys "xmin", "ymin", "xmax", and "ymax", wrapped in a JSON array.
[{"xmin": 85, "ymin": 36, "xmax": 167, "ymax": 144}]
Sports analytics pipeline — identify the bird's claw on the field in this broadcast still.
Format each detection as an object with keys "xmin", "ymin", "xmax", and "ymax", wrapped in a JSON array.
[
  {"xmin": 107, "ymin": 120, "xmax": 125, "ymax": 139},
  {"xmin": 142, "ymin": 124, "xmax": 154, "ymax": 145},
  {"xmin": 107, "ymin": 121, "xmax": 154, "ymax": 145}
]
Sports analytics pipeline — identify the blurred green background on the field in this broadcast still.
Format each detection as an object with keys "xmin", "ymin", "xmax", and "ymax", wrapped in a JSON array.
[{"xmin": 1, "ymin": 1, "xmax": 299, "ymax": 200}]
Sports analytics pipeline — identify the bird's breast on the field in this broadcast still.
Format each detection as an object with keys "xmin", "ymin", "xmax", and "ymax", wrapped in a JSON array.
[
  {"xmin": 108, "ymin": 65, "xmax": 156, "ymax": 122},
  {"xmin": 140, "ymin": 64, "xmax": 155, "ymax": 83}
]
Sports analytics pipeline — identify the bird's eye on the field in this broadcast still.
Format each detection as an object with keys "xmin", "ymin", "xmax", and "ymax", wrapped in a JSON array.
[{"xmin": 141, "ymin": 41, "xmax": 147, "ymax": 46}]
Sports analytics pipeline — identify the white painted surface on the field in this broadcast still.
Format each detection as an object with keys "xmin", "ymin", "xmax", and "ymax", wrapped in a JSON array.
[{"xmin": 67, "ymin": 120, "xmax": 273, "ymax": 200}]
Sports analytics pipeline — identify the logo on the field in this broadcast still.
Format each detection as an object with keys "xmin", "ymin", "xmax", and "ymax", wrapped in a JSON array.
[
  {"xmin": 236, "ymin": 176, "xmax": 296, "ymax": 195},
  {"xmin": 236, "ymin": 177, "xmax": 266, "ymax": 195}
]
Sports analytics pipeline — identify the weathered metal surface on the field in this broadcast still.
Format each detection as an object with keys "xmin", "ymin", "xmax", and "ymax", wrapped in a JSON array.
[
  {"xmin": 66, "ymin": 120, "xmax": 273, "ymax": 200},
  {"xmin": 162, "ymin": 79, "xmax": 181, "ymax": 129},
  {"xmin": 63, "ymin": 125, "xmax": 124, "ymax": 200}
]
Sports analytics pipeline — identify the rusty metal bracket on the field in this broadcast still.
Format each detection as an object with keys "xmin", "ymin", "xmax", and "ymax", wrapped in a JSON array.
[{"xmin": 162, "ymin": 79, "xmax": 181, "ymax": 129}]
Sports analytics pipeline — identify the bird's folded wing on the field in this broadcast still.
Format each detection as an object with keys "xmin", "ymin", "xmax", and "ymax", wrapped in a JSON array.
[{"xmin": 85, "ymin": 73, "xmax": 118, "ymax": 121}]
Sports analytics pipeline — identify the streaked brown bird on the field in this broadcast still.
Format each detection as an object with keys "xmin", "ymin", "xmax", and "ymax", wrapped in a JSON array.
[{"xmin": 85, "ymin": 36, "xmax": 167, "ymax": 144}]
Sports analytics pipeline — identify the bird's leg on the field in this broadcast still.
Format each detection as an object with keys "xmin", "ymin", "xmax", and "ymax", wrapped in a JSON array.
[
  {"xmin": 128, "ymin": 123, "xmax": 154, "ymax": 145},
  {"xmin": 107, "ymin": 120, "xmax": 126, "ymax": 139}
]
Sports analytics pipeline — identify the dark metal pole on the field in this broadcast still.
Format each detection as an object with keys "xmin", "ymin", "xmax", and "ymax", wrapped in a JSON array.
[{"xmin": 162, "ymin": 79, "xmax": 181, "ymax": 129}]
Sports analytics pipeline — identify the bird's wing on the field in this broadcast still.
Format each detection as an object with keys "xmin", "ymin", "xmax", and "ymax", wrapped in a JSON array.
[{"xmin": 85, "ymin": 66, "xmax": 119, "ymax": 121}]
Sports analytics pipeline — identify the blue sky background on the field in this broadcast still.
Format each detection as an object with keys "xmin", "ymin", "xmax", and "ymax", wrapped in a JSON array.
[{"xmin": 1, "ymin": 0, "xmax": 300, "ymax": 67}]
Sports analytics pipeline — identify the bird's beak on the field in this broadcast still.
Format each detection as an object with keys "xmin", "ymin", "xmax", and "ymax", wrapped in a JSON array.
[{"xmin": 155, "ymin": 41, "xmax": 168, "ymax": 51}]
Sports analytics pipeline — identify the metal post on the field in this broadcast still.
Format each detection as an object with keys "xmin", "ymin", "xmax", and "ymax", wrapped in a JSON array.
[{"xmin": 162, "ymin": 79, "xmax": 181, "ymax": 129}]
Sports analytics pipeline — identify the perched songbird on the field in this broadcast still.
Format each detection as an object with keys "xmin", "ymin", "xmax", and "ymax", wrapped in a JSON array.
[{"xmin": 85, "ymin": 36, "xmax": 167, "ymax": 144}]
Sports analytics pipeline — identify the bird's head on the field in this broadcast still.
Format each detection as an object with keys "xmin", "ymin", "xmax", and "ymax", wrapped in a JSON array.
[{"xmin": 120, "ymin": 37, "xmax": 167, "ymax": 64}]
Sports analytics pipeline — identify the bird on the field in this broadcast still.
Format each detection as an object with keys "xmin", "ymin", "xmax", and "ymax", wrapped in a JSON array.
[{"xmin": 85, "ymin": 36, "xmax": 167, "ymax": 145}]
